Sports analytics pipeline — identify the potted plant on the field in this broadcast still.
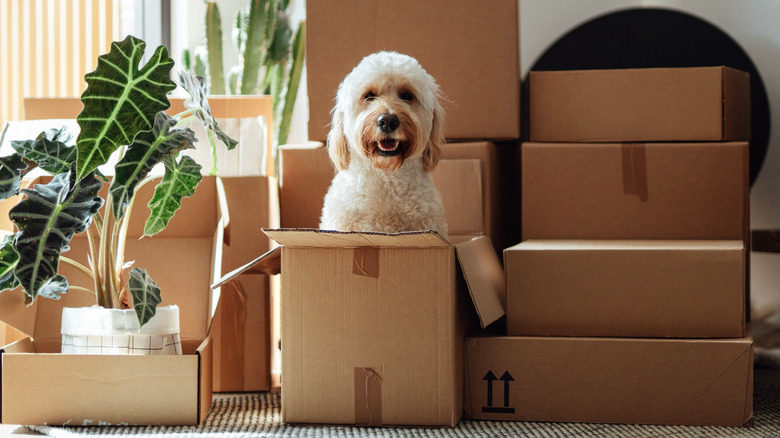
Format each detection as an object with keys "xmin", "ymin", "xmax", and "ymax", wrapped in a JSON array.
[{"xmin": 0, "ymin": 35, "xmax": 237, "ymax": 354}]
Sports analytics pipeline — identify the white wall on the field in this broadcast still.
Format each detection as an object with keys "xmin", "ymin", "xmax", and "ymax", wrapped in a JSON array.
[{"xmin": 521, "ymin": 0, "xmax": 780, "ymax": 316}]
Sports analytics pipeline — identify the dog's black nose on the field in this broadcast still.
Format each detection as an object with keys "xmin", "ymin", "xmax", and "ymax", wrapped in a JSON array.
[{"xmin": 377, "ymin": 113, "xmax": 400, "ymax": 133}]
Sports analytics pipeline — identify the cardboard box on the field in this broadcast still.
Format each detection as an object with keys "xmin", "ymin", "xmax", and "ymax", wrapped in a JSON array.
[
  {"xmin": 521, "ymin": 142, "xmax": 749, "ymax": 240},
  {"xmin": 0, "ymin": 176, "xmax": 227, "ymax": 426},
  {"xmin": 279, "ymin": 142, "xmax": 503, "ymax": 246},
  {"xmin": 306, "ymin": 0, "xmax": 520, "ymax": 141},
  {"xmin": 209, "ymin": 176, "xmax": 278, "ymax": 392},
  {"xmin": 505, "ymin": 240, "xmax": 746, "ymax": 338},
  {"xmin": 464, "ymin": 335, "xmax": 753, "ymax": 426},
  {"xmin": 215, "ymin": 230, "xmax": 505, "ymax": 426},
  {"xmin": 528, "ymin": 67, "xmax": 750, "ymax": 142}
]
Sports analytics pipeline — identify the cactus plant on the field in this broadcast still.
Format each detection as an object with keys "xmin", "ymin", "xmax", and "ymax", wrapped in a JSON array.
[{"xmin": 186, "ymin": 0, "xmax": 305, "ymax": 174}]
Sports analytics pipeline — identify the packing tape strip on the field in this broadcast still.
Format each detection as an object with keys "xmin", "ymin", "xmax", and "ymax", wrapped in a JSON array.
[
  {"xmin": 354, "ymin": 367, "xmax": 382, "ymax": 426},
  {"xmin": 621, "ymin": 143, "xmax": 649, "ymax": 202},
  {"xmin": 353, "ymin": 247, "xmax": 380, "ymax": 278}
]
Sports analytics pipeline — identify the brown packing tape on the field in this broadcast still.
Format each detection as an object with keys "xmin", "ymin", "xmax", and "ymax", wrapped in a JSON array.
[
  {"xmin": 353, "ymin": 247, "xmax": 380, "ymax": 278},
  {"xmin": 217, "ymin": 282, "xmax": 247, "ymax": 390},
  {"xmin": 354, "ymin": 367, "xmax": 382, "ymax": 426},
  {"xmin": 621, "ymin": 143, "xmax": 649, "ymax": 202}
]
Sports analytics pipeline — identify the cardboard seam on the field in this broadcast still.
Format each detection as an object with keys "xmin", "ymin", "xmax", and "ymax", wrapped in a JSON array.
[{"xmin": 670, "ymin": 345, "xmax": 751, "ymax": 423}]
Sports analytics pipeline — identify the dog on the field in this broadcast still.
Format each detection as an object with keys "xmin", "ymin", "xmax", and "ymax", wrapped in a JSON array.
[{"xmin": 319, "ymin": 51, "xmax": 448, "ymax": 238}]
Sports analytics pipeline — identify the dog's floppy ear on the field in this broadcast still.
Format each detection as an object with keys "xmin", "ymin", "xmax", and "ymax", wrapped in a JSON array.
[
  {"xmin": 327, "ymin": 108, "xmax": 350, "ymax": 171},
  {"xmin": 423, "ymin": 99, "xmax": 445, "ymax": 171}
]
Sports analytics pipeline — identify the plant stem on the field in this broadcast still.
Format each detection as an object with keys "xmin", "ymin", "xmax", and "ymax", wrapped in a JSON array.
[
  {"xmin": 115, "ymin": 176, "xmax": 159, "ymax": 275},
  {"xmin": 86, "ymin": 221, "xmax": 103, "ymax": 304},
  {"xmin": 60, "ymin": 257, "xmax": 94, "ymax": 280},
  {"xmin": 68, "ymin": 286, "xmax": 97, "ymax": 297}
]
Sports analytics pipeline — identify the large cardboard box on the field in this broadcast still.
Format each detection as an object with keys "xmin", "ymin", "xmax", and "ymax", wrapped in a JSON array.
[
  {"xmin": 306, "ymin": 0, "xmax": 520, "ymax": 141},
  {"xmin": 279, "ymin": 142, "xmax": 503, "ymax": 246},
  {"xmin": 464, "ymin": 335, "xmax": 754, "ymax": 426},
  {"xmin": 528, "ymin": 67, "xmax": 750, "ymax": 142},
  {"xmin": 505, "ymin": 240, "xmax": 747, "ymax": 338},
  {"xmin": 216, "ymin": 230, "xmax": 505, "ymax": 426},
  {"xmin": 521, "ymin": 142, "xmax": 749, "ymax": 240},
  {"xmin": 0, "ymin": 176, "xmax": 227, "ymax": 426}
]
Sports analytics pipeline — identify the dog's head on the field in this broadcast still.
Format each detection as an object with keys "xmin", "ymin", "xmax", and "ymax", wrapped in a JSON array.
[{"xmin": 327, "ymin": 51, "xmax": 444, "ymax": 172}]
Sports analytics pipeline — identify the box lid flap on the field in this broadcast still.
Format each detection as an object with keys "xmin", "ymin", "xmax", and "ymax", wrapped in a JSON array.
[
  {"xmin": 263, "ymin": 228, "xmax": 450, "ymax": 248},
  {"xmin": 211, "ymin": 246, "xmax": 282, "ymax": 289},
  {"xmin": 455, "ymin": 236, "xmax": 506, "ymax": 328}
]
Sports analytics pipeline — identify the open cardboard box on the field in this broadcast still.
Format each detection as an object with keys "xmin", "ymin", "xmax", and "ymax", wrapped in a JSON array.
[
  {"xmin": 527, "ymin": 66, "xmax": 750, "ymax": 143},
  {"xmin": 0, "ymin": 176, "xmax": 228, "ymax": 426},
  {"xmin": 464, "ymin": 334, "xmax": 753, "ymax": 426},
  {"xmin": 306, "ymin": 0, "xmax": 520, "ymax": 142},
  {"xmin": 214, "ymin": 229, "xmax": 506, "ymax": 426},
  {"xmin": 505, "ymin": 240, "xmax": 747, "ymax": 338}
]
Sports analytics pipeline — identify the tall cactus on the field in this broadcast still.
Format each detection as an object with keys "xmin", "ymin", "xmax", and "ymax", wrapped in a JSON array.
[{"xmin": 205, "ymin": 2, "xmax": 226, "ymax": 94}]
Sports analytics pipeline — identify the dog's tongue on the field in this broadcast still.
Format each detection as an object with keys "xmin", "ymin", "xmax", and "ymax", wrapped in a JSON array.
[{"xmin": 378, "ymin": 140, "xmax": 399, "ymax": 151}]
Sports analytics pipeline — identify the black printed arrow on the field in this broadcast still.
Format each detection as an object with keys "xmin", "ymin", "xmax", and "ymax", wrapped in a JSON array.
[
  {"xmin": 482, "ymin": 370, "xmax": 516, "ymax": 414},
  {"xmin": 483, "ymin": 371, "xmax": 497, "ymax": 407},
  {"xmin": 500, "ymin": 371, "xmax": 515, "ymax": 408}
]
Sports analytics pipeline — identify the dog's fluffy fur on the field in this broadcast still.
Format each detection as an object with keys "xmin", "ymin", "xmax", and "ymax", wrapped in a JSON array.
[{"xmin": 320, "ymin": 51, "xmax": 448, "ymax": 238}]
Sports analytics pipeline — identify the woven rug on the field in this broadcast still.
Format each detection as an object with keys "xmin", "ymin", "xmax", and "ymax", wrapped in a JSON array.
[{"xmin": 26, "ymin": 381, "xmax": 780, "ymax": 437}]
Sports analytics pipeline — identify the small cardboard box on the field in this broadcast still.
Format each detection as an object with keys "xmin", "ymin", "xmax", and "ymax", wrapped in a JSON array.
[
  {"xmin": 306, "ymin": 0, "xmax": 520, "ymax": 141},
  {"xmin": 464, "ymin": 335, "xmax": 753, "ymax": 426},
  {"xmin": 215, "ymin": 230, "xmax": 505, "ymax": 426},
  {"xmin": 528, "ymin": 66, "xmax": 750, "ymax": 142},
  {"xmin": 505, "ymin": 240, "xmax": 747, "ymax": 338},
  {"xmin": 279, "ymin": 142, "xmax": 502, "ymax": 246},
  {"xmin": 0, "ymin": 176, "xmax": 227, "ymax": 426},
  {"xmin": 521, "ymin": 142, "xmax": 749, "ymax": 240}
]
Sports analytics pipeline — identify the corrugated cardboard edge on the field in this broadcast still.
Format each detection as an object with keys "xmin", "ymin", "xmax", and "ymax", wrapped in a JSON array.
[
  {"xmin": 197, "ymin": 337, "xmax": 214, "ymax": 424},
  {"xmin": 212, "ymin": 247, "xmax": 282, "ymax": 289},
  {"xmin": 722, "ymin": 66, "xmax": 751, "ymax": 141}
]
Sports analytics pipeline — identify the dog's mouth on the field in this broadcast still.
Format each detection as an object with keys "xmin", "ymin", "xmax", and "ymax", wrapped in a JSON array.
[{"xmin": 375, "ymin": 139, "xmax": 405, "ymax": 157}]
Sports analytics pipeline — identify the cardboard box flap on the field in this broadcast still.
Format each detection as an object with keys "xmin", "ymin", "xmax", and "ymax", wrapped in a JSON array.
[
  {"xmin": 263, "ymin": 228, "xmax": 450, "ymax": 248},
  {"xmin": 211, "ymin": 247, "xmax": 282, "ymax": 289},
  {"xmin": 455, "ymin": 236, "xmax": 505, "ymax": 328}
]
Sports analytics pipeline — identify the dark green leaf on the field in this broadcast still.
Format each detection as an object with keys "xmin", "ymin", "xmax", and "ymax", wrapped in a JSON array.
[
  {"xmin": 76, "ymin": 35, "xmax": 177, "ymax": 180},
  {"xmin": 11, "ymin": 128, "xmax": 78, "ymax": 174},
  {"xmin": 10, "ymin": 170, "xmax": 104, "ymax": 300},
  {"xmin": 0, "ymin": 154, "xmax": 27, "ymax": 201},
  {"xmin": 176, "ymin": 70, "xmax": 238, "ymax": 150},
  {"xmin": 109, "ymin": 112, "xmax": 197, "ymax": 220},
  {"xmin": 144, "ymin": 155, "xmax": 202, "ymax": 237},
  {"xmin": 128, "ymin": 267, "xmax": 161, "ymax": 327},
  {"xmin": 267, "ymin": 11, "xmax": 290, "ymax": 63},
  {"xmin": 0, "ymin": 234, "xmax": 20, "ymax": 291}
]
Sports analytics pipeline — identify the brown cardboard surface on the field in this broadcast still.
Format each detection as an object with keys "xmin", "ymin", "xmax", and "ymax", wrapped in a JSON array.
[
  {"xmin": 279, "ymin": 142, "xmax": 501, "ymax": 245},
  {"xmin": 249, "ymin": 229, "xmax": 503, "ymax": 426},
  {"xmin": 306, "ymin": 0, "xmax": 520, "ymax": 141},
  {"xmin": 464, "ymin": 335, "xmax": 753, "ymax": 426},
  {"xmin": 1, "ymin": 337, "xmax": 212, "ymax": 426},
  {"xmin": 528, "ymin": 66, "xmax": 750, "ymax": 142},
  {"xmin": 521, "ymin": 142, "xmax": 749, "ymax": 240},
  {"xmin": 505, "ymin": 240, "xmax": 746, "ymax": 338}
]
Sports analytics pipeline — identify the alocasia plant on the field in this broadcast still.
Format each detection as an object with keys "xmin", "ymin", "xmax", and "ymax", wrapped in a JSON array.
[{"xmin": 0, "ymin": 35, "xmax": 237, "ymax": 327}]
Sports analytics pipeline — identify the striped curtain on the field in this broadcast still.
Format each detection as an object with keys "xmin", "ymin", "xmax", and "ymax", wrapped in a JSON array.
[{"xmin": 0, "ymin": 0, "xmax": 120, "ymax": 127}]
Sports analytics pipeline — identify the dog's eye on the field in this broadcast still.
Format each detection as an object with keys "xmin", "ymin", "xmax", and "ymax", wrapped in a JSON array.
[
  {"xmin": 364, "ymin": 91, "xmax": 377, "ymax": 101},
  {"xmin": 400, "ymin": 91, "xmax": 414, "ymax": 102}
]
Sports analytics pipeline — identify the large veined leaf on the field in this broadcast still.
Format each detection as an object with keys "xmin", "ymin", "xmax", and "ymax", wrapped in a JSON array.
[
  {"xmin": 0, "ymin": 235, "xmax": 20, "ymax": 291},
  {"xmin": 11, "ymin": 127, "xmax": 77, "ymax": 175},
  {"xmin": 9, "ymin": 171, "xmax": 104, "ymax": 300},
  {"xmin": 76, "ymin": 35, "xmax": 177, "ymax": 181},
  {"xmin": 128, "ymin": 267, "xmax": 162, "ymax": 327},
  {"xmin": 0, "ymin": 154, "xmax": 27, "ymax": 201},
  {"xmin": 109, "ymin": 112, "xmax": 197, "ymax": 220},
  {"xmin": 144, "ymin": 155, "xmax": 203, "ymax": 237},
  {"xmin": 177, "ymin": 70, "xmax": 238, "ymax": 151}
]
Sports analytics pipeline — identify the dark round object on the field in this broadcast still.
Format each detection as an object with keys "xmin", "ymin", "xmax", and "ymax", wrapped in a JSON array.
[{"xmin": 528, "ymin": 8, "xmax": 770, "ymax": 186}]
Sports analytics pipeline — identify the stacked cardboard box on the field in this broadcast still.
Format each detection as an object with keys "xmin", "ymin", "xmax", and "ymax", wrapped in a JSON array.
[{"xmin": 465, "ymin": 67, "xmax": 753, "ymax": 427}]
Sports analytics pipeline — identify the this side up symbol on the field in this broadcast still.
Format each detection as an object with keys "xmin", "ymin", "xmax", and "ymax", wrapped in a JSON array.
[{"xmin": 482, "ymin": 370, "xmax": 515, "ymax": 414}]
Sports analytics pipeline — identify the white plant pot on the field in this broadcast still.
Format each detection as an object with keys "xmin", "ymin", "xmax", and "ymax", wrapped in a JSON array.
[{"xmin": 60, "ymin": 305, "xmax": 182, "ymax": 355}]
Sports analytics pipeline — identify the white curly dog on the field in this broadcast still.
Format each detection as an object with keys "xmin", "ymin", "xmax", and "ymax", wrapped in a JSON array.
[{"xmin": 320, "ymin": 51, "xmax": 448, "ymax": 238}]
